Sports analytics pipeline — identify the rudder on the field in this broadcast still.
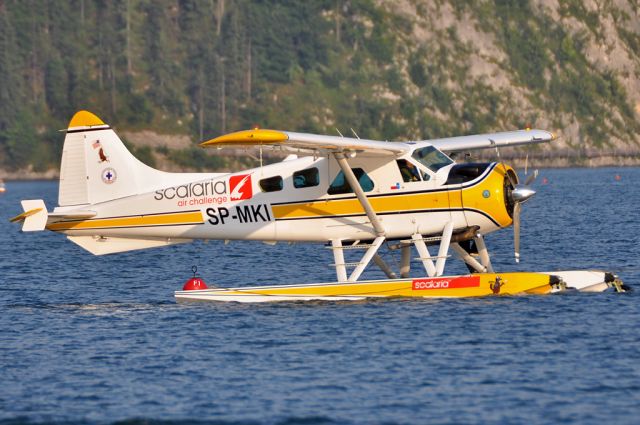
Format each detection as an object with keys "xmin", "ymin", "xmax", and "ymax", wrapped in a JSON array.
[{"xmin": 59, "ymin": 111, "xmax": 166, "ymax": 206}]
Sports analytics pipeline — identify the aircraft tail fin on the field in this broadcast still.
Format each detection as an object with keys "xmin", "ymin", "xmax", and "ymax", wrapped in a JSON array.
[{"xmin": 58, "ymin": 110, "xmax": 169, "ymax": 207}]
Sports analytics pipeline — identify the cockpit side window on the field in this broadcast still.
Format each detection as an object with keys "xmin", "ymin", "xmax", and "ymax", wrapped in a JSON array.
[
  {"xmin": 328, "ymin": 168, "xmax": 374, "ymax": 195},
  {"xmin": 396, "ymin": 159, "xmax": 422, "ymax": 182},
  {"xmin": 411, "ymin": 146, "xmax": 453, "ymax": 173}
]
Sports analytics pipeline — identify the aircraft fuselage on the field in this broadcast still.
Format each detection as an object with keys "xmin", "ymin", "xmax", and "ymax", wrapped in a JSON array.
[{"xmin": 47, "ymin": 155, "xmax": 513, "ymax": 244}]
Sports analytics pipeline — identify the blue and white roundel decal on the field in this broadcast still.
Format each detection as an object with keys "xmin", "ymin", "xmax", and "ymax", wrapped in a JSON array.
[{"xmin": 102, "ymin": 167, "xmax": 117, "ymax": 184}]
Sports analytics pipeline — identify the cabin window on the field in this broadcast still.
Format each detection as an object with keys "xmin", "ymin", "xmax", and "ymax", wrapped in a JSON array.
[
  {"xmin": 411, "ymin": 146, "xmax": 453, "ymax": 173},
  {"xmin": 327, "ymin": 168, "xmax": 374, "ymax": 195},
  {"xmin": 397, "ymin": 159, "xmax": 431, "ymax": 182},
  {"xmin": 259, "ymin": 176, "xmax": 283, "ymax": 192},
  {"xmin": 396, "ymin": 159, "xmax": 422, "ymax": 182},
  {"xmin": 293, "ymin": 167, "xmax": 320, "ymax": 189}
]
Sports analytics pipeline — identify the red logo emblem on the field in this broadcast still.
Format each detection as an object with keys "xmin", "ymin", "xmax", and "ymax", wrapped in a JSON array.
[
  {"xmin": 229, "ymin": 174, "xmax": 253, "ymax": 200},
  {"xmin": 412, "ymin": 276, "xmax": 480, "ymax": 290}
]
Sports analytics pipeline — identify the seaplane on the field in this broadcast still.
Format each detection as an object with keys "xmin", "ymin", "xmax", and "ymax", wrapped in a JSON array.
[{"xmin": 11, "ymin": 111, "xmax": 626, "ymax": 302}]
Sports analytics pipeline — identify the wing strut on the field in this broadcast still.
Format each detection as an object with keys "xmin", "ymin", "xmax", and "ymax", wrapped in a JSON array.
[
  {"xmin": 333, "ymin": 152, "xmax": 385, "ymax": 237},
  {"xmin": 328, "ymin": 152, "xmax": 387, "ymax": 282}
]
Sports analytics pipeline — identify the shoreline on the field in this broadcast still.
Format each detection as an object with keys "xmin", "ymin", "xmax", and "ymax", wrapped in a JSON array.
[{"xmin": 4, "ymin": 145, "xmax": 640, "ymax": 181}]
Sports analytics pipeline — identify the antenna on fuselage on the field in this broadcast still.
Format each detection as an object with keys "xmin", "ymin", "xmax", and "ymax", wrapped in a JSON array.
[
  {"xmin": 336, "ymin": 128, "xmax": 344, "ymax": 138},
  {"xmin": 350, "ymin": 128, "xmax": 360, "ymax": 139}
]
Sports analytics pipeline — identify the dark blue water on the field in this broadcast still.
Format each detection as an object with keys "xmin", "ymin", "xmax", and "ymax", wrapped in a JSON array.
[{"xmin": 1, "ymin": 168, "xmax": 640, "ymax": 424}]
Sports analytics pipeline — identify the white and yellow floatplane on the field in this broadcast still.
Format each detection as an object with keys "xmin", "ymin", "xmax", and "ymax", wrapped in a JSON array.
[{"xmin": 11, "ymin": 111, "xmax": 626, "ymax": 302}]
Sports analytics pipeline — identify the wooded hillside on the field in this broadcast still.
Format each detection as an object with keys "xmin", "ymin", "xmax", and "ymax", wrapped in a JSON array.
[{"xmin": 1, "ymin": 0, "xmax": 639, "ymax": 174}]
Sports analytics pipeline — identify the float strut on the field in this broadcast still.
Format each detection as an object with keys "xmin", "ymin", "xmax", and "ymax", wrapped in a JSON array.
[
  {"xmin": 331, "ymin": 239, "xmax": 348, "ymax": 282},
  {"xmin": 349, "ymin": 236, "xmax": 385, "ymax": 282},
  {"xmin": 451, "ymin": 242, "xmax": 488, "ymax": 273},
  {"xmin": 400, "ymin": 244, "xmax": 411, "ymax": 278},
  {"xmin": 412, "ymin": 233, "xmax": 437, "ymax": 277},
  {"xmin": 373, "ymin": 254, "xmax": 398, "ymax": 279},
  {"xmin": 435, "ymin": 221, "xmax": 454, "ymax": 276},
  {"xmin": 474, "ymin": 233, "xmax": 494, "ymax": 273}
]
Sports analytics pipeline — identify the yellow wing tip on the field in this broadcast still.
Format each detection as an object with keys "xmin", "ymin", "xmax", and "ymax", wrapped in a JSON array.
[
  {"xmin": 200, "ymin": 129, "xmax": 288, "ymax": 147},
  {"xmin": 68, "ymin": 110, "xmax": 106, "ymax": 129}
]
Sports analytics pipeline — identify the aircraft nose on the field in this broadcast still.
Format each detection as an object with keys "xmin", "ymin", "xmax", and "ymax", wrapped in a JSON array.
[{"xmin": 511, "ymin": 184, "xmax": 536, "ymax": 203}]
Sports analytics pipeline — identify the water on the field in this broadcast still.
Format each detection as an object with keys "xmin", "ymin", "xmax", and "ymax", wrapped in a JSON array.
[{"xmin": 1, "ymin": 168, "xmax": 640, "ymax": 424}]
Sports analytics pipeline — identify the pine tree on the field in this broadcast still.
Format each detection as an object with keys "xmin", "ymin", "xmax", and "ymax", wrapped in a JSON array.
[{"xmin": 0, "ymin": 1, "xmax": 22, "ymax": 133}]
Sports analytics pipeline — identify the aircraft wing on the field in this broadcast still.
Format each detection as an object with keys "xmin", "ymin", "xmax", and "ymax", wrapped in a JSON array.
[
  {"xmin": 201, "ymin": 128, "xmax": 554, "ymax": 156},
  {"xmin": 426, "ymin": 129, "xmax": 555, "ymax": 153},
  {"xmin": 200, "ymin": 129, "xmax": 410, "ymax": 156}
]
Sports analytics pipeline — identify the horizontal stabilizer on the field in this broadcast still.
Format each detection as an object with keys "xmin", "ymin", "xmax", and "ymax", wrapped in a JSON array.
[
  {"xmin": 9, "ymin": 207, "xmax": 42, "ymax": 223},
  {"xmin": 49, "ymin": 210, "xmax": 97, "ymax": 219},
  {"xmin": 67, "ymin": 235, "xmax": 193, "ymax": 255},
  {"xmin": 10, "ymin": 200, "xmax": 48, "ymax": 231}
]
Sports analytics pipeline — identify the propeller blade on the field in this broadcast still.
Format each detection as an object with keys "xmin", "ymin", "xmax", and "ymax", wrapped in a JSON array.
[
  {"xmin": 513, "ymin": 202, "xmax": 521, "ymax": 263},
  {"xmin": 525, "ymin": 169, "xmax": 539, "ymax": 186}
]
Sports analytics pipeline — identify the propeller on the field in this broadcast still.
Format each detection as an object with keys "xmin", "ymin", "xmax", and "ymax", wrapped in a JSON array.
[
  {"xmin": 491, "ymin": 140, "xmax": 539, "ymax": 263},
  {"xmin": 509, "ymin": 169, "xmax": 538, "ymax": 263}
]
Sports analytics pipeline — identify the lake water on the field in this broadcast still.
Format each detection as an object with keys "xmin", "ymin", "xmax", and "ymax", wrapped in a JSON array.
[{"xmin": 1, "ymin": 168, "xmax": 639, "ymax": 424}]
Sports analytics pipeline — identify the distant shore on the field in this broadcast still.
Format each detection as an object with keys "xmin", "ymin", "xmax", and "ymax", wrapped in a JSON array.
[{"xmin": 3, "ymin": 148, "xmax": 640, "ymax": 181}]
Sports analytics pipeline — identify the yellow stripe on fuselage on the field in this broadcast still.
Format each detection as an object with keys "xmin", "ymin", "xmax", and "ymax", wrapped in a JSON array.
[
  {"xmin": 47, "ymin": 211, "xmax": 203, "ymax": 231},
  {"xmin": 272, "ymin": 190, "xmax": 454, "ymax": 219},
  {"xmin": 272, "ymin": 165, "xmax": 513, "ymax": 228}
]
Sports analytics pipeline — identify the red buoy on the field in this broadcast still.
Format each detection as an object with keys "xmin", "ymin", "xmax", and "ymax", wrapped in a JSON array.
[{"xmin": 182, "ymin": 266, "xmax": 208, "ymax": 291}]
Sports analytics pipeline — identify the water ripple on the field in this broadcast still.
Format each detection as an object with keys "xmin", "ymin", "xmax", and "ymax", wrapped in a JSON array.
[{"xmin": 1, "ymin": 171, "xmax": 640, "ymax": 424}]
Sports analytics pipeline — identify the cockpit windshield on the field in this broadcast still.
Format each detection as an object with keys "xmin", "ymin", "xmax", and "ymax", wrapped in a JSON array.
[{"xmin": 411, "ymin": 146, "xmax": 453, "ymax": 173}]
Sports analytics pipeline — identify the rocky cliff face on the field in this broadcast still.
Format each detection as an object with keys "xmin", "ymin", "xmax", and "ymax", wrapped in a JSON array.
[{"xmin": 372, "ymin": 0, "xmax": 640, "ymax": 152}]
